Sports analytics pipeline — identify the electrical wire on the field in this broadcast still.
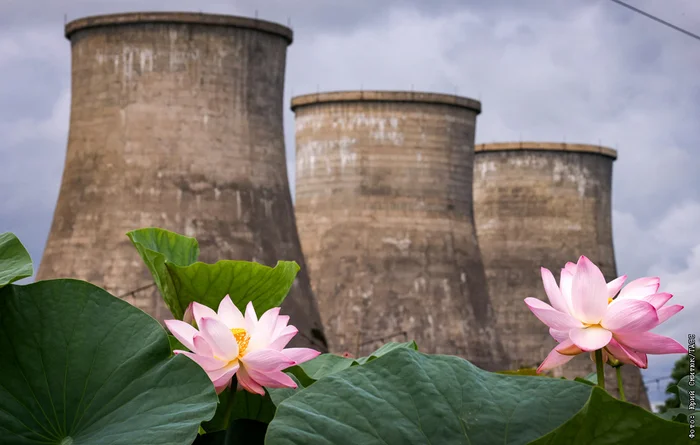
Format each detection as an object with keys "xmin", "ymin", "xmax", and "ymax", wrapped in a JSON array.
[{"xmin": 608, "ymin": 0, "xmax": 700, "ymax": 42}]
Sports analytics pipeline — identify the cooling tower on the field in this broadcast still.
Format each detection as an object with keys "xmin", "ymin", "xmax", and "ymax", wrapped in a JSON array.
[
  {"xmin": 473, "ymin": 142, "xmax": 649, "ymax": 407},
  {"xmin": 37, "ymin": 12, "xmax": 327, "ymax": 351},
  {"xmin": 291, "ymin": 90, "xmax": 507, "ymax": 370}
]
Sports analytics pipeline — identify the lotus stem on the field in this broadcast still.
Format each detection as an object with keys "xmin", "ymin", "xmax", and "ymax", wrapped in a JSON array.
[
  {"xmin": 615, "ymin": 365, "xmax": 626, "ymax": 402},
  {"xmin": 223, "ymin": 379, "xmax": 237, "ymax": 429},
  {"xmin": 594, "ymin": 349, "xmax": 605, "ymax": 388}
]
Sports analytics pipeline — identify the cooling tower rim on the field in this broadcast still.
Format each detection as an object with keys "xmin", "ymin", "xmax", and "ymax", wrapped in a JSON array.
[
  {"xmin": 65, "ymin": 11, "xmax": 293, "ymax": 44},
  {"xmin": 475, "ymin": 142, "xmax": 617, "ymax": 159},
  {"xmin": 290, "ymin": 90, "xmax": 481, "ymax": 114}
]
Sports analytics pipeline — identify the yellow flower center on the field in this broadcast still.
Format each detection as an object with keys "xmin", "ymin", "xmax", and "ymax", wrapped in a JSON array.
[
  {"xmin": 231, "ymin": 328, "xmax": 250, "ymax": 357},
  {"xmin": 608, "ymin": 297, "xmax": 613, "ymax": 304}
]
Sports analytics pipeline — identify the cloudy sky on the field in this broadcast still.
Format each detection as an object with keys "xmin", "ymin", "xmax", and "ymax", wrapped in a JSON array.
[{"xmin": 1, "ymin": 0, "xmax": 697, "ymax": 406}]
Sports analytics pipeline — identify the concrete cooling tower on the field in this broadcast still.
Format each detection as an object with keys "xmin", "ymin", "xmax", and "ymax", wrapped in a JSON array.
[
  {"xmin": 473, "ymin": 142, "xmax": 649, "ymax": 407},
  {"xmin": 292, "ymin": 91, "xmax": 507, "ymax": 370},
  {"xmin": 37, "ymin": 12, "xmax": 327, "ymax": 351}
]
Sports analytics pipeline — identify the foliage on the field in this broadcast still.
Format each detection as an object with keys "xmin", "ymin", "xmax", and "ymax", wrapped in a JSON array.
[
  {"xmin": 202, "ymin": 385, "xmax": 276, "ymax": 434},
  {"xmin": 268, "ymin": 341, "xmax": 419, "ymax": 406},
  {"xmin": 0, "ymin": 278, "xmax": 218, "ymax": 444},
  {"xmin": 1, "ymin": 230, "xmax": 692, "ymax": 444},
  {"xmin": 658, "ymin": 355, "xmax": 697, "ymax": 413},
  {"xmin": 658, "ymin": 375, "xmax": 699, "ymax": 424},
  {"xmin": 127, "ymin": 228, "xmax": 300, "ymax": 319},
  {"xmin": 267, "ymin": 348, "xmax": 594, "ymax": 445},
  {"xmin": 0, "ymin": 232, "xmax": 33, "ymax": 287},
  {"xmin": 529, "ymin": 387, "xmax": 693, "ymax": 445}
]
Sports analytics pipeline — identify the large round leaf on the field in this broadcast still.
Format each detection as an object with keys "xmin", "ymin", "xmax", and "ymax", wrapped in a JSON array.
[
  {"xmin": 529, "ymin": 387, "xmax": 693, "ymax": 444},
  {"xmin": 266, "ymin": 348, "xmax": 593, "ymax": 445},
  {"xmin": 0, "ymin": 279, "xmax": 218, "ymax": 444},
  {"xmin": 0, "ymin": 232, "xmax": 33, "ymax": 288},
  {"xmin": 269, "ymin": 341, "xmax": 420, "ymax": 406},
  {"xmin": 127, "ymin": 228, "xmax": 300, "ymax": 319}
]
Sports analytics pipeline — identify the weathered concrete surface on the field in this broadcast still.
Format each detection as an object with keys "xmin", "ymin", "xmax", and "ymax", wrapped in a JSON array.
[
  {"xmin": 37, "ymin": 12, "xmax": 327, "ymax": 351},
  {"xmin": 292, "ymin": 91, "xmax": 508, "ymax": 370},
  {"xmin": 473, "ymin": 142, "xmax": 649, "ymax": 407}
]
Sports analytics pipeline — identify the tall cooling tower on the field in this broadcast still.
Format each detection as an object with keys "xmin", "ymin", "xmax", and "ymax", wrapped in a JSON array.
[
  {"xmin": 473, "ymin": 142, "xmax": 649, "ymax": 407},
  {"xmin": 292, "ymin": 91, "xmax": 507, "ymax": 370},
  {"xmin": 37, "ymin": 12, "xmax": 327, "ymax": 351}
]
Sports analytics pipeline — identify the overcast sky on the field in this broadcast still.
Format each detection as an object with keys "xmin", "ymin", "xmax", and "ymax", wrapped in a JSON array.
[{"xmin": 1, "ymin": 0, "xmax": 698, "ymax": 406}]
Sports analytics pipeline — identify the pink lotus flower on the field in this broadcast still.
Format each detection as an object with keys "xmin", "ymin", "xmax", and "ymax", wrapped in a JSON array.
[
  {"xmin": 182, "ymin": 302, "xmax": 195, "ymax": 326},
  {"xmin": 525, "ymin": 255, "xmax": 687, "ymax": 373},
  {"xmin": 165, "ymin": 296, "xmax": 321, "ymax": 395}
]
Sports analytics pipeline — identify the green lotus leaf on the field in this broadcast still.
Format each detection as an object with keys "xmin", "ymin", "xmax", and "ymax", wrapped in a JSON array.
[
  {"xmin": 267, "ymin": 348, "xmax": 593, "ymax": 444},
  {"xmin": 0, "ymin": 279, "xmax": 218, "ymax": 444},
  {"xmin": 0, "ymin": 232, "xmax": 33, "ymax": 288},
  {"xmin": 657, "ymin": 374, "xmax": 699, "ymax": 424},
  {"xmin": 296, "ymin": 340, "xmax": 419, "ymax": 382},
  {"xmin": 656, "ymin": 407, "xmax": 691, "ymax": 423},
  {"xmin": 677, "ymin": 375, "xmax": 697, "ymax": 411},
  {"xmin": 127, "ymin": 228, "xmax": 299, "ymax": 319},
  {"xmin": 268, "ymin": 341, "xmax": 420, "ymax": 406},
  {"xmin": 354, "ymin": 341, "xmax": 418, "ymax": 365},
  {"xmin": 528, "ymin": 387, "xmax": 693, "ymax": 444},
  {"xmin": 202, "ymin": 386, "xmax": 275, "ymax": 434},
  {"xmin": 194, "ymin": 418, "xmax": 268, "ymax": 445}
]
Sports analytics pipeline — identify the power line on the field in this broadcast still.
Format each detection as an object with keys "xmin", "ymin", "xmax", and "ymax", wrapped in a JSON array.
[
  {"xmin": 644, "ymin": 375, "xmax": 674, "ymax": 385},
  {"xmin": 608, "ymin": 0, "xmax": 700, "ymax": 42},
  {"xmin": 117, "ymin": 282, "xmax": 157, "ymax": 299}
]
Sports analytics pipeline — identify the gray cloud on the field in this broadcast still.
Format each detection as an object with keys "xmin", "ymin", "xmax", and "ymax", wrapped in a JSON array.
[{"xmin": 1, "ymin": 0, "xmax": 698, "ymax": 406}]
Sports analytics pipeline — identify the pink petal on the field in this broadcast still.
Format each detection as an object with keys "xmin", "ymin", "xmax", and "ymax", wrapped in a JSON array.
[
  {"xmin": 615, "ymin": 332, "xmax": 688, "ymax": 354},
  {"xmin": 272, "ymin": 315, "xmax": 291, "ymax": 338},
  {"xmin": 247, "ymin": 307, "xmax": 283, "ymax": 351},
  {"xmin": 541, "ymin": 268, "xmax": 567, "ymax": 313},
  {"xmin": 214, "ymin": 380, "xmax": 233, "ymax": 395},
  {"xmin": 211, "ymin": 362, "xmax": 240, "ymax": 394},
  {"xmin": 246, "ymin": 368, "xmax": 298, "ymax": 389},
  {"xmin": 634, "ymin": 352, "xmax": 648, "ymax": 368},
  {"xmin": 604, "ymin": 339, "xmax": 647, "ymax": 368},
  {"xmin": 208, "ymin": 361, "xmax": 240, "ymax": 382},
  {"xmin": 655, "ymin": 304, "xmax": 683, "ymax": 325},
  {"xmin": 569, "ymin": 326, "xmax": 612, "ymax": 351},
  {"xmin": 164, "ymin": 319, "xmax": 197, "ymax": 351},
  {"xmin": 236, "ymin": 366, "xmax": 266, "ymax": 395},
  {"xmin": 641, "ymin": 293, "xmax": 673, "ymax": 310},
  {"xmin": 537, "ymin": 348, "xmax": 575, "ymax": 373},
  {"xmin": 257, "ymin": 307, "xmax": 282, "ymax": 341},
  {"xmin": 199, "ymin": 317, "xmax": 239, "ymax": 361},
  {"xmin": 554, "ymin": 339, "xmax": 584, "ymax": 355},
  {"xmin": 606, "ymin": 275, "xmax": 627, "ymax": 299},
  {"xmin": 560, "ymin": 268, "xmax": 574, "ymax": 309},
  {"xmin": 174, "ymin": 350, "xmax": 225, "ymax": 371},
  {"xmin": 183, "ymin": 303, "xmax": 195, "ymax": 325},
  {"xmin": 564, "ymin": 262, "xmax": 577, "ymax": 274},
  {"xmin": 268, "ymin": 326, "xmax": 299, "ymax": 350},
  {"xmin": 192, "ymin": 334, "xmax": 214, "ymax": 357},
  {"xmin": 549, "ymin": 328, "xmax": 569, "ymax": 343},
  {"xmin": 570, "ymin": 256, "xmax": 609, "ymax": 324},
  {"xmin": 282, "ymin": 347, "xmax": 322, "ymax": 364},
  {"xmin": 218, "ymin": 296, "xmax": 245, "ymax": 329},
  {"xmin": 601, "ymin": 299, "xmax": 658, "ymax": 333},
  {"xmin": 617, "ymin": 277, "xmax": 660, "ymax": 300},
  {"xmin": 244, "ymin": 301, "xmax": 258, "ymax": 332},
  {"xmin": 241, "ymin": 349, "xmax": 295, "ymax": 373},
  {"xmin": 524, "ymin": 298, "xmax": 583, "ymax": 331},
  {"xmin": 193, "ymin": 302, "xmax": 220, "ymax": 327}
]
